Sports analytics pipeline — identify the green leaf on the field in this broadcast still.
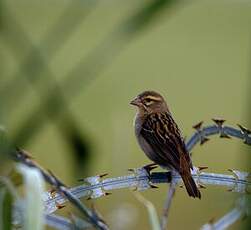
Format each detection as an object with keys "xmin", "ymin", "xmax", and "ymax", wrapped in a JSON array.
[{"xmin": 0, "ymin": 187, "xmax": 13, "ymax": 230}]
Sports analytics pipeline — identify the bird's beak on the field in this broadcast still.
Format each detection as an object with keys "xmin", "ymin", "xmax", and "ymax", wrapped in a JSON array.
[{"xmin": 130, "ymin": 97, "xmax": 141, "ymax": 106}]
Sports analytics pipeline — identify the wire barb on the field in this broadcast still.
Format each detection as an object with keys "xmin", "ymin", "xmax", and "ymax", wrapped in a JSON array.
[
  {"xmin": 237, "ymin": 124, "xmax": 251, "ymax": 144},
  {"xmin": 212, "ymin": 118, "xmax": 231, "ymax": 138},
  {"xmin": 192, "ymin": 121, "xmax": 210, "ymax": 145}
]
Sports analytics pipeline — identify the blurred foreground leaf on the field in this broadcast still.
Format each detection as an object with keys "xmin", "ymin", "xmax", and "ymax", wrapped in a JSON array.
[
  {"xmin": 0, "ymin": 126, "xmax": 13, "ymax": 175},
  {"xmin": 0, "ymin": 186, "xmax": 13, "ymax": 230},
  {"xmin": 17, "ymin": 164, "xmax": 45, "ymax": 230}
]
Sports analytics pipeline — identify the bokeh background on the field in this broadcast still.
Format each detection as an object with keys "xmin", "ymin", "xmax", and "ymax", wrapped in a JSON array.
[{"xmin": 0, "ymin": 0, "xmax": 251, "ymax": 229}]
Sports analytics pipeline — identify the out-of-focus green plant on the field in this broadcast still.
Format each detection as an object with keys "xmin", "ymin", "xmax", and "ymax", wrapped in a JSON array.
[
  {"xmin": 17, "ymin": 164, "xmax": 45, "ymax": 230},
  {"xmin": 0, "ymin": 164, "xmax": 45, "ymax": 230},
  {"xmin": 134, "ymin": 192, "xmax": 161, "ymax": 230},
  {"xmin": 0, "ymin": 179, "xmax": 13, "ymax": 230}
]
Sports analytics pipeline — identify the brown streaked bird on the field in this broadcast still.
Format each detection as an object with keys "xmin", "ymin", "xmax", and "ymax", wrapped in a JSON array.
[{"xmin": 130, "ymin": 90, "xmax": 201, "ymax": 199}]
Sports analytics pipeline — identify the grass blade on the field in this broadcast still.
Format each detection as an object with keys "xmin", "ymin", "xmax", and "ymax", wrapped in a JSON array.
[
  {"xmin": 133, "ymin": 192, "xmax": 161, "ymax": 230},
  {"xmin": 17, "ymin": 164, "xmax": 45, "ymax": 230}
]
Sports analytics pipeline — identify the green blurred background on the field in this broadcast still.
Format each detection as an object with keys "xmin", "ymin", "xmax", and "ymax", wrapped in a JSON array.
[{"xmin": 0, "ymin": 0, "xmax": 250, "ymax": 229}]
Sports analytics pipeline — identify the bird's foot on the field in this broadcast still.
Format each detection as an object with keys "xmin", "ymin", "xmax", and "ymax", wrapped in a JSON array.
[{"xmin": 142, "ymin": 163, "xmax": 158, "ymax": 175}]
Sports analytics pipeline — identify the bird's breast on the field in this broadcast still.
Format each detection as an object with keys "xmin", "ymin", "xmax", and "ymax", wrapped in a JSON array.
[
  {"xmin": 134, "ymin": 114, "xmax": 142, "ymax": 136},
  {"xmin": 133, "ymin": 114, "xmax": 159, "ymax": 163}
]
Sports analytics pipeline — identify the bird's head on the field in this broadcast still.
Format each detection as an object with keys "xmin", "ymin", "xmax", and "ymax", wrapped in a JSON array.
[{"xmin": 130, "ymin": 90, "xmax": 169, "ymax": 114}]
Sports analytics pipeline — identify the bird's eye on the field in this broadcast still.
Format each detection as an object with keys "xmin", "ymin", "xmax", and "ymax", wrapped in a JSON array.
[{"xmin": 144, "ymin": 98, "xmax": 152, "ymax": 104}]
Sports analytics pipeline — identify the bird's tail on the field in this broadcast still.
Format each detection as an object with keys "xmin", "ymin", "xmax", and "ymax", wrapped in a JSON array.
[
  {"xmin": 180, "ymin": 155, "xmax": 201, "ymax": 199},
  {"xmin": 181, "ymin": 173, "xmax": 201, "ymax": 199}
]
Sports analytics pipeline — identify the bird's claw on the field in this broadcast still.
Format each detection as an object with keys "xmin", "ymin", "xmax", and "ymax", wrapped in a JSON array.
[{"xmin": 143, "ymin": 163, "xmax": 158, "ymax": 175}]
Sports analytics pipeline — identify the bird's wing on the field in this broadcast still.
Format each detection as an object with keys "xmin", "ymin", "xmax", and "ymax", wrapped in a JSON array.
[{"xmin": 140, "ymin": 112, "xmax": 192, "ymax": 171}]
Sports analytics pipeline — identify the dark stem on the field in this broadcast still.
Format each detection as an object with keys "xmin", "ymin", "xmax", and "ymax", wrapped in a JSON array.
[{"xmin": 160, "ymin": 178, "xmax": 177, "ymax": 230}]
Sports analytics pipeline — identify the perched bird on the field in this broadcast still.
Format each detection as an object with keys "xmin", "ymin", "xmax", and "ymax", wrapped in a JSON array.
[{"xmin": 130, "ymin": 90, "xmax": 201, "ymax": 198}]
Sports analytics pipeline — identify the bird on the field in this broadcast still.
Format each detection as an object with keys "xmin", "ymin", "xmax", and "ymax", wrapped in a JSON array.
[{"xmin": 130, "ymin": 90, "xmax": 201, "ymax": 199}]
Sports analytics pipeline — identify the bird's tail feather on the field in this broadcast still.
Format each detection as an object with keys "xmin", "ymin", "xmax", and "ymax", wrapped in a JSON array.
[
  {"xmin": 180, "ymin": 155, "xmax": 201, "ymax": 199},
  {"xmin": 181, "ymin": 173, "xmax": 201, "ymax": 199}
]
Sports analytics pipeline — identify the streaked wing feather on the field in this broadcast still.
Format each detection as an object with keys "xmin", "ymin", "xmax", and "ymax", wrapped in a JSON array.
[{"xmin": 140, "ymin": 112, "xmax": 191, "ymax": 171}]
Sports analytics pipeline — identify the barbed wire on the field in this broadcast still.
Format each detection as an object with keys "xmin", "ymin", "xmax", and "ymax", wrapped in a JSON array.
[
  {"xmin": 1, "ymin": 0, "xmax": 249, "ymax": 228},
  {"xmin": 14, "ymin": 120, "xmax": 251, "ymax": 229},
  {"xmin": 13, "ymin": 149, "xmax": 109, "ymax": 230},
  {"xmin": 42, "ymin": 167, "xmax": 251, "ymax": 213},
  {"xmin": 186, "ymin": 118, "xmax": 251, "ymax": 151},
  {"xmin": 201, "ymin": 196, "xmax": 250, "ymax": 230}
]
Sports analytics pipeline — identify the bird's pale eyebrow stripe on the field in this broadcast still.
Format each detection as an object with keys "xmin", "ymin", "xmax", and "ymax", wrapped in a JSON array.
[{"xmin": 145, "ymin": 96, "xmax": 162, "ymax": 101}]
